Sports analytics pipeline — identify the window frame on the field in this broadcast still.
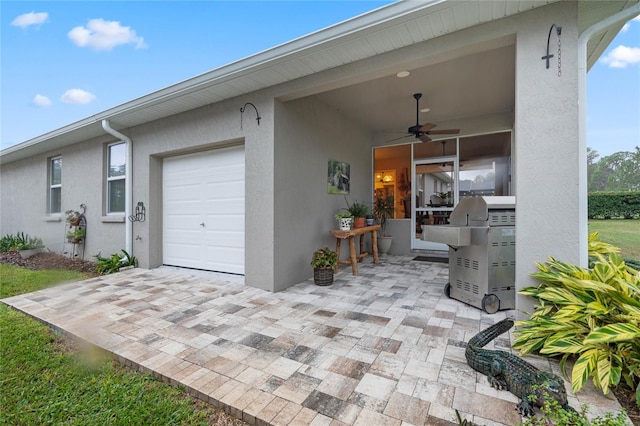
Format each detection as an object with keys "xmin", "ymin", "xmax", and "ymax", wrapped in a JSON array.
[
  {"xmin": 49, "ymin": 156, "xmax": 62, "ymax": 214},
  {"xmin": 106, "ymin": 142, "xmax": 126, "ymax": 214}
]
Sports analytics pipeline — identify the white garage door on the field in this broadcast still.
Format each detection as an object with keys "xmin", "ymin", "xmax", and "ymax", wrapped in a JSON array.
[{"xmin": 163, "ymin": 145, "xmax": 245, "ymax": 275}]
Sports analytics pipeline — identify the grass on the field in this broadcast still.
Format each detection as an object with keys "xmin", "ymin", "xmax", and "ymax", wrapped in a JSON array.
[
  {"xmin": 0, "ymin": 264, "xmax": 87, "ymax": 298},
  {"xmin": 588, "ymin": 219, "xmax": 640, "ymax": 260},
  {"xmin": 0, "ymin": 264, "xmax": 235, "ymax": 426}
]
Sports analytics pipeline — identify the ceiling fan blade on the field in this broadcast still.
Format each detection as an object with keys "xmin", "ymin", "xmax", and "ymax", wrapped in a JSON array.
[
  {"xmin": 428, "ymin": 128, "xmax": 460, "ymax": 135},
  {"xmin": 419, "ymin": 134, "xmax": 432, "ymax": 143},
  {"xmin": 419, "ymin": 123, "xmax": 437, "ymax": 132}
]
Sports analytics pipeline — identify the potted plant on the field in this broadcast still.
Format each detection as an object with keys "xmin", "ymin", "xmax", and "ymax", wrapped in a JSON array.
[
  {"xmin": 365, "ymin": 213, "xmax": 375, "ymax": 226},
  {"xmin": 65, "ymin": 209, "xmax": 82, "ymax": 226},
  {"xmin": 66, "ymin": 227, "xmax": 85, "ymax": 243},
  {"xmin": 335, "ymin": 211, "xmax": 353, "ymax": 231},
  {"xmin": 13, "ymin": 232, "xmax": 45, "ymax": 259},
  {"xmin": 346, "ymin": 199, "xmax": 370, "ymax": 229},
  {"xmin": 310, "ymin": 247, "xmax": 338, "ymax": 286},
  {"xmin": 374, "ymin": 195, "xmax": 395, "ymax": 255}
]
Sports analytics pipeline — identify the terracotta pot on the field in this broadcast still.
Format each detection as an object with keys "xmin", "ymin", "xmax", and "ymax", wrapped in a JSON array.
[{"xmin": 353, "ymin": 217, "xmax": 365, "ymax": 228}]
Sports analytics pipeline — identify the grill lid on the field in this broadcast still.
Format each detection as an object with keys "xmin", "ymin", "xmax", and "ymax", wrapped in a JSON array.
[{"xmin": 449, "ymin": 196, "xmax": 515, "ymax": 226}]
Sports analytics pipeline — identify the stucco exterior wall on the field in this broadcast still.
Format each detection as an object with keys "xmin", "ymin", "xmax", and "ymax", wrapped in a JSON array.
[
  {"xmin": 0, "ymin": 134, "xmax": 127, "ymax": 258},
  {"xmin": 513, "ymin": 2, "xmax": 580, "ymax": 314},
  {"xmin": 273, "ymin": 96, "xmax": 373, "ymax": 291},
  {"xmin": 122, "ymin": 95, "xmax": 273, "ymax": 290}
]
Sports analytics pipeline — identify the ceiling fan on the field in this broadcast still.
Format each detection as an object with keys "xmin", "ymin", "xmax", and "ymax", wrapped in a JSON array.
[{"xmin": 390, "ymin": 93, "xmax": 460, "ymax": 143}]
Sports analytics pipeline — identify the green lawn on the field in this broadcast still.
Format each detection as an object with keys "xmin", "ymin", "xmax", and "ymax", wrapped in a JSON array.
[
  {"xmin": 588, "ymin": 219, "xmax": 640, "ymax": 260},
  {"xmin": 0, "ymin": 264, "xmax": 87, "ymax": 298},
  {"xmin": 0, "ymin": 264, "xmax": 242, "ymax": 426}
]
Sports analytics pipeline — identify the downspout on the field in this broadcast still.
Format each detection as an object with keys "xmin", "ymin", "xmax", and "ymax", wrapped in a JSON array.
[
  {"xmin": 577, "ymin": 3, "xmax": 640, "ymax": 267},
  {"xmin": 101, "ymin": 120, "xmax": 133, "ymax": 255}
]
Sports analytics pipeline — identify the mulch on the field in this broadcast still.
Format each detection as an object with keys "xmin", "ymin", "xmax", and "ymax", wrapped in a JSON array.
[{"xmin": 0, "ymin": 250, "xmax": 99, "ymax": 276}]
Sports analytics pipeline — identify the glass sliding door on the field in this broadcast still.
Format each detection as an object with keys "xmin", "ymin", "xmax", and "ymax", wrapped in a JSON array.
[{"xmin": 412, "ymin": 156, "xmax": 457, "ymax": 250}]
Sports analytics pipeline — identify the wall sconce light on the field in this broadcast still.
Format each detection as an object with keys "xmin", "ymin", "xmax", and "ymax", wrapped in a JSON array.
[
  {"xmin": 128, "ymin": 202, "xmax": 146, "ymax": 223},
  {"xmin": 382, "ymin": 174, "xmax": 394, "ymax": 183},
  {"xmin": 240, "ymin": 102, "xmax": 261, "ymax": 129}
]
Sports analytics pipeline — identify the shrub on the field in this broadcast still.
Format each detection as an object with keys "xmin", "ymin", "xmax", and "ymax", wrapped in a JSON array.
[
  {"xmin": 0, "ymin": 232, "xmax": 44, "ymax": 251},
  {"xmin": 519, "ymin": 392, "xmax": 629, "ymax": 426},
  {"xmin": 310, "ymin": 247, "xmax": 338, "ymax": 269},
  {"xmin": 588, "ymin": 191, "xmax": 640, "ymax": 219},
  {"xmin": 95, "ymin": 250, "xmax": 138, "ymax": 275},
  {"xmin": 513, "ymin": 233, "xmax": 640, "ymax": 409}
]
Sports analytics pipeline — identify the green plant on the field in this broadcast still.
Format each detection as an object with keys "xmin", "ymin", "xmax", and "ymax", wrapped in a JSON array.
[
  {"xmin": 66, "ymin": 228, "xmax": 85, "ymax": 241},
  {"xmin": 374, "ymin": 195, "xmax": 395, "ymax": 236},
  {"xmin": 513, "ymin": 233, "xmax": 640, "ymax": 409},
  {"xmin": 65, "ymin": 209, "xmax": 82, "ymax": 225},
  {"xmin": 95, "ymin": 250, "xmax": 138, "ymax": 274},
  {"xmin": 0, "ymin": 232, "xmax": 44, "ymax": 251},
  {"xmin": 0, "ymin": 304, "xmax": 213, "ymax": 425},
  {"xmin": 335, "ymin": 211, "xmax": 353, "ymax": 220},
  {"xmin": 519, "ymin": 390, "xmax": 629, "ymax": 426},
  {"xmin": 346, "ymin": 198, "xmax": 370, "ymax": 218},
  {"xmin": 310, "ymin": 247, "xmax": 338, "ymax": 269}
]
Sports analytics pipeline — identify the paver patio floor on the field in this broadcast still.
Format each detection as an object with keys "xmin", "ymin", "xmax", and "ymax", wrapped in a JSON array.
[{"xmin": 2, "ymin": 255, "xmax": 625, "ymax": 425}]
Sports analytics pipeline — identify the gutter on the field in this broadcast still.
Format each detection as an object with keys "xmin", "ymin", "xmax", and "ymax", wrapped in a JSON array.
[
  {"xmin": 101, "ymin": 120, "xmax": 133, "ymax": 255},
  {"xmin": 577, "ymin": 3, "xmax": 640, "ymax": 267}
]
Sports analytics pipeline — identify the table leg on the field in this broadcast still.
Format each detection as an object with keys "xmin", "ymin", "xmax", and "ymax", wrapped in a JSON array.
[
  {"xmin": 358, "ymin": 234, "xmax": 365, "ymax": 262},
  {"xmin": 348, "ymin": 236, "xmax": 358, "ymax": 275},
  {"xmin": 371, "ymin": 230, "xmax": 379, "ymax": 264},
  {"xmin": 334, "ymin": 238, "xmax": 342, "ymax": 273}
]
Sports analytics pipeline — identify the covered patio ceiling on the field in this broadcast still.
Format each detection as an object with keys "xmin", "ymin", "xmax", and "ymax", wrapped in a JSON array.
[{"xmin": 312, "ymin": 41, "xmax": 516, "ymax": 147}]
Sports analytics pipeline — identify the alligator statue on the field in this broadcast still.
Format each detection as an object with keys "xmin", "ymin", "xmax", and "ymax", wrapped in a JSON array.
[{"xmin": 465, "ymin": 318, "xmax": 572, "ymax": 416}]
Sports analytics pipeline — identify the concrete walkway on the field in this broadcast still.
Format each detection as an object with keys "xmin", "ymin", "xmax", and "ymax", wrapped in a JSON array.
[{"xmin": 2, "ymin": 256, "xmax": 625, "ymax": 425}]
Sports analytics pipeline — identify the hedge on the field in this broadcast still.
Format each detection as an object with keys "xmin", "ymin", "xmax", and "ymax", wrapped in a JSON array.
[{"xmin": 588, "ymin": 191, "xmax": 640, "ymax": 219}]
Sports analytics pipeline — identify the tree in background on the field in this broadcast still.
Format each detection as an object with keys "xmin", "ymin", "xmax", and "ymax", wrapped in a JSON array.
[{"xmin": 588, "ymin": 146, "xmax": 640, "ymax": 192}]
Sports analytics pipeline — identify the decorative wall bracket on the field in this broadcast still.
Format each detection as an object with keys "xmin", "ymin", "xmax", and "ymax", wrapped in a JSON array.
[
  {"xmin": 542, "ymin": 23, "xmax": 562, "ymax": 75},
  {"xmin": 240, "ymin": 102, "xmax": 261, "ymax": 129}
]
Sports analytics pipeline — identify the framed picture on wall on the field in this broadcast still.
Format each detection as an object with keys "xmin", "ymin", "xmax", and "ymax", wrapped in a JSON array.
[{"xmin": 327, "ymin": 160, "xmax": 350, "ymax": 194}]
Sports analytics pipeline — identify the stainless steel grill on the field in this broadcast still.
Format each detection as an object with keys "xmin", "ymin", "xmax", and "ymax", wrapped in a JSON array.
[{"xmin": 423, "ymin": 196, "xmax": 516, "ymax": 313}]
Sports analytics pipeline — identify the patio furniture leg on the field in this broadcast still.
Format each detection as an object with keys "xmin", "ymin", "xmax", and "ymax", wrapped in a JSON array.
[
  {"xmin": 348, "ymin": 236, "xmax": 358, "ymax": 275},
  {"xmin": 371, "ymin": 229, "xmax": 379, "ymax": 264},
  {"xmin": 334, "ymin": 238, "xmax": 342, "ymax": 273}
]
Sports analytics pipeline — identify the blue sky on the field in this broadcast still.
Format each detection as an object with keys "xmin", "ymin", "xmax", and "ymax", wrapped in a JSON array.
[{"xmin": 2, "ymin": 2, "xmax": 639, "ymax": 159}]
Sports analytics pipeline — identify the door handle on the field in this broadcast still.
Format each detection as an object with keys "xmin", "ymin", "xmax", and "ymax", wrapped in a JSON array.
[{"xmin": 200, "ymin": 222, "xmax": 205, "ymax": 227}]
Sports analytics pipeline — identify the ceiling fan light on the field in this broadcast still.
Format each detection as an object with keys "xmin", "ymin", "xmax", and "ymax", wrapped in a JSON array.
[{"xmin": 396, "ymin": 71, "xmax": 410, "ymax": 78}]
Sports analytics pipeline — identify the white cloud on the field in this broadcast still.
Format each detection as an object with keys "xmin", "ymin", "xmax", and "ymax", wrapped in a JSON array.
[
  {"xmin": 11, "ymin": 11, "xmax": 49, "ymax": 29},
  {"xmin": 68, "ymin": 18, "xmax": 147, "ymax": 51},
  {"xmin": 60, "ymin": 89, "xmax": 96, "ymax": 104},
  {"xmin": 601, "ymin": 45, "xmax": 640, "ymax": 68},
  {"xmin": 33, "ymin": 94, "xmax": 52, "ymax": 107}
]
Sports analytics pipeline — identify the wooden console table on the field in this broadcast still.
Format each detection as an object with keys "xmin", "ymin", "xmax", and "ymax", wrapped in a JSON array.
[{"xmin": 330, "ymin": 224, "xmax": 380, "ymax": 275}]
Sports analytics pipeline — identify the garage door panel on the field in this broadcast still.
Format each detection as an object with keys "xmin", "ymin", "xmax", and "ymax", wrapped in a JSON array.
[{"xmin": 163, "ymin": 145, "xmax": 244, "ymax": 275}]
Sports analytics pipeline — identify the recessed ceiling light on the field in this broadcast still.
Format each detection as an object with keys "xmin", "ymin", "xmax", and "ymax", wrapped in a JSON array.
[
  {"xmin": 421, "ymin": 108, "xmax": 431, "ymax": 113},
  {"xmin": 396, "ymin": 71, "xmax": 410, "ymax": 78}
]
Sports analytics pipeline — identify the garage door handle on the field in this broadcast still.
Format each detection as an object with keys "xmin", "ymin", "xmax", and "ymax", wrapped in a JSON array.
[{"xmin": 200, "ymin": 222, "xmax": 205, "ymax": 227}]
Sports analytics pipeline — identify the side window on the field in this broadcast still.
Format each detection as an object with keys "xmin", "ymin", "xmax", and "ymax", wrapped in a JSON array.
[
  {"xmin": 107, "ymin": 143, "xmax": 126, "ymax": 213},
  {"xmin": 49, "ymin": 156, "xmax": 62, "ymax": 214}
]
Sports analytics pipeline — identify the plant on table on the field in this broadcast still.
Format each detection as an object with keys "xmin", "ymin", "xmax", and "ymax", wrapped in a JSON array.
[{"xmin": 513, "ymin": 232, "xmax": 640, "ymax": 409}]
